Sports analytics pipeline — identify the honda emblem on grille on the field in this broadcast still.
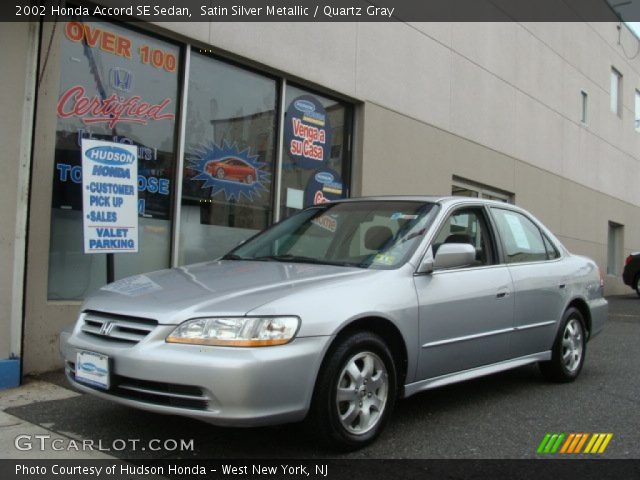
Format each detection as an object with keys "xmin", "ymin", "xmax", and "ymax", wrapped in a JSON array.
[{"xmin": 99, "ymin": 321, "xmax": 116, "ymax": 336}]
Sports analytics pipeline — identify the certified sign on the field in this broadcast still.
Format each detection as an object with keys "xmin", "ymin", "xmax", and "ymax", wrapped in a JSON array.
[{"xmin": 81, "ymin": 139, "xmax": 138, "ymax": 254}]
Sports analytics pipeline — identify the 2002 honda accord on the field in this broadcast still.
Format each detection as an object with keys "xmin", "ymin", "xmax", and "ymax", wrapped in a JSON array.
[{"xmin": 60, "ymin": 197, "xmax": 607, "ymax": 449}]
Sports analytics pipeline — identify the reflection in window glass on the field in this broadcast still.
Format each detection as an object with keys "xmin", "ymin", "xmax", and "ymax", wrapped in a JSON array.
[
  {"xmin": 491, "ymin": 209, "xmax": 547, "ymax": 263},
  {"xmin": 280, "ymin": 85, "xmax": 351, "ymax": 220},
  {"xmin": 49, "ymin": 19, "xmax": 180, "ymax": 299},
  {"xmin": 179, "ymin": 51, "xmax": 278, "ymax": 265}
]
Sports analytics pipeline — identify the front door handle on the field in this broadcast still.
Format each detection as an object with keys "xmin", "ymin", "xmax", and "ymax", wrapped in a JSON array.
[{"xmin": 496, "ymin": 289, "xmax": 509, "ymax": 299}]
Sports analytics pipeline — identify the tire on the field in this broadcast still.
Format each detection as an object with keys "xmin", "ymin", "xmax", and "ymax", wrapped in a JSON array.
[
  {"xmin": 307, "ymin": 331, "xmax": 397, "ymax": 451},
  {"xmin": 216, "ymin": 168, "xmax": 225, "ymax": 179},
  {"xmin": 635, "ymin": 274, "xmax": 640, "ymax": 297},
  {"xmin": 539, "ymin": 307, "xmax": 586, "ymax": 383}
]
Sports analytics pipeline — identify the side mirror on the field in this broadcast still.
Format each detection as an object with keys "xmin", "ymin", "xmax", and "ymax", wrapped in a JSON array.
[
  {"xmin": 433, "ymin": 243, "xmax": 476, "ymax": 270},
  {"xmin": 417, "ymin": 243, "xmax": 476, "ymax": 274}
]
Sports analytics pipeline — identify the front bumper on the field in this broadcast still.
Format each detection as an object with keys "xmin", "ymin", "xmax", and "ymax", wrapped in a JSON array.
[{"xmin": 60, "ymin": 325, "xmax": 331, "ymax": 427}]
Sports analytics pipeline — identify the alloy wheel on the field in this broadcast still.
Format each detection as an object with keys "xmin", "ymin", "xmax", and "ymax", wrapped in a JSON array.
[
  {"xmin": 562, "ymin": 318, "xmax": 583, "ymax": 373},
  {"xmin": 335, "ymin": 351, "xmax": 388, "ymax": 435}
]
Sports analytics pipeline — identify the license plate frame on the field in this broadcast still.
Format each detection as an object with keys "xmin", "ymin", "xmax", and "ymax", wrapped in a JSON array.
[{"xmin": 75, "ymin": 350, "xmax": 110, "ymax": 390}]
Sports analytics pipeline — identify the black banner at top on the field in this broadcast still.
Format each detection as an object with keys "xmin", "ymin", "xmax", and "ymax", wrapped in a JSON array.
[{"xmin": 3, "ymin": 0, "xmax": 640, "ymax": 22}]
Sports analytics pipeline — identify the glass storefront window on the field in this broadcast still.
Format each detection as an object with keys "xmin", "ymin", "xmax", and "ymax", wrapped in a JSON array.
[
  {"xmin": 280, "ymin": 85, "xmax": 351, "ymax": 220},
  {"xmin": 48, "ymin": 27, "xmax": 353, "ymax": 298},
  {"xmin": 178, "ymin": 50, "xmax": 278, "ymax": 265},
  {"xmin": 49, "ymin": 19, "xmax": 180, "ymax": 299}
]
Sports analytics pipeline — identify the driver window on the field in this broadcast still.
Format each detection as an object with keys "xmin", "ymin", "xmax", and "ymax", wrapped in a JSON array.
[{"xmin": 432, "ymin": 209, "xmax": 494, "ymax": 266}]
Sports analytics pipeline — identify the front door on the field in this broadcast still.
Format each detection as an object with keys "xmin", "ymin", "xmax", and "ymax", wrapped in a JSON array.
[{"xmin": 414, "ymin": 207, "xmax": 514, "ymax": 380}]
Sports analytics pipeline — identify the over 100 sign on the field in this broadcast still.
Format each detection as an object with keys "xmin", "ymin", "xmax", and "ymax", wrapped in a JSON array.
[{"xmin": 81, "ymin": 139, "xmax": 138, "ymax": 254}]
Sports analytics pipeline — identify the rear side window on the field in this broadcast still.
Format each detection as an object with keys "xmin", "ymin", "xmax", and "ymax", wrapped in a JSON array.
[
  {"xmin": 542, "ymin": 234, "xmax": 560, "ymax": 260},
  {"xmin": 491, "ymin": 208, "xmax": 549, "ymax": 264}
]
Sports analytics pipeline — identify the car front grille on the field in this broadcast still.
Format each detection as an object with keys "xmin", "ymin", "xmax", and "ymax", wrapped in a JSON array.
[
  {"xmin": 67, "ymin": 362, "xmax": 210, "ymax": 411},
  {"xmin": 81, "ymin": 311, "xmax": 157, "ymax": 345}
]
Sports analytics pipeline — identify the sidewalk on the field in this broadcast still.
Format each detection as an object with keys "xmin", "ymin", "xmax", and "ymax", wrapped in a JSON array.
[{"xmin": 0, "ymin": 377, "xmax": 114, "ymax": 459}]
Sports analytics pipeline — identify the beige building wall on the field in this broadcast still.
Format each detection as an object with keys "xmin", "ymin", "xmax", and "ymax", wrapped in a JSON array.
[{"xmin": 0, "ymin": 22, "xmax": 38, "ymax": 361}]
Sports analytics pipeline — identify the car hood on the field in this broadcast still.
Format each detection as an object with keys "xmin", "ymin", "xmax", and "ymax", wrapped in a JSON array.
[{"xmin": 81, "ymin": 260, "xmax": 375, "ymax": 324}]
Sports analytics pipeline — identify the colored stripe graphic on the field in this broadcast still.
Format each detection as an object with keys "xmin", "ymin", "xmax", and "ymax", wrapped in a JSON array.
[
  {"xmin": 538, "ymin": 433, "xmax": 613, "ymax": 454},
  {"xmin": 537, "ymin": 433, "xmax": 565, "ymax": 454},
  {"xmin": 584, "ymin": 433, "xmax": 613, "ymax": 454}
]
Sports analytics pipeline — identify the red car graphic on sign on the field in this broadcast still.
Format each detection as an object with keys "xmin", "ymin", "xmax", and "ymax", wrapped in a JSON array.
[{"xmin": 205, "ymin": 157, "xmax": 258, "ymax": 184}]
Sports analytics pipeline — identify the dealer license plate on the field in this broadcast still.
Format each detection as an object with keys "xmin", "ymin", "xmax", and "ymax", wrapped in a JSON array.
[{"xmin": 75, "ymin": 351, "xmax": 110, "ymax": 390}]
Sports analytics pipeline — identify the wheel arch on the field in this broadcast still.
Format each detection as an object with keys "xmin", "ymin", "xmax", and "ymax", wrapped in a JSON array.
[
  {"xmin": 566, "ymin": 297, "xmax": 592, "ymax": 339},
  {"xmin": 321, "ymin": 316, "xmax": 409, "ymax": 394}
]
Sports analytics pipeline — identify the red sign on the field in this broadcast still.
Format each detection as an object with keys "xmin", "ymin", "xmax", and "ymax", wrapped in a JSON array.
[{"xmin": 57, "ymin": 85, "xmax": 175, "ymax": 129}]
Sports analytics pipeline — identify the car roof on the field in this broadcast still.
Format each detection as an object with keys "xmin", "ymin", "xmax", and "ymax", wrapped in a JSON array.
[{"xmin": 334, "ymin": 195, "xmax": 518, "ymax": 209}]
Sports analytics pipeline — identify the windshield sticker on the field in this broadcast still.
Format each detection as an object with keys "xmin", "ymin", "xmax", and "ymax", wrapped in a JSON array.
[
  {"xmin": 187, "ymin": 142, "xmax": 270, "ymax": 202},
  {"xmin": 390, "ymin": 213, "xmax": 418, "ymax": 220},
  {"xmin": 101, "ymin": 274, "xmax": 162, "ymax": 297},
  {"xmin": 373, "ymin": 253, "xmax": 395, "ymax": 266},
  {"xmin": 311, "ymin": 214, "xmax": 338, "ymax": 233}
]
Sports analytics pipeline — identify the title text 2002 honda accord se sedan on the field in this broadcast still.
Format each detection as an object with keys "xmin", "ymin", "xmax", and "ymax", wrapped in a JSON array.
[{"xmin": 60, "ymin": 197, "xmax": 607, "ymax": 450}]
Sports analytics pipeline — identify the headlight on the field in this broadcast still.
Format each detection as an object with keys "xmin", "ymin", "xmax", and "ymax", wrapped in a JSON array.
[{"xmin": 165, "ymin": 317, "xmax": 300, "ymax": 347}]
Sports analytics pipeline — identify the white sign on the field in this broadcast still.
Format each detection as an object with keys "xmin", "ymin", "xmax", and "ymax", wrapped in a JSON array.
[{"xmin": 81, "ymin": 139, "xmax": 138, "ymax": 254}]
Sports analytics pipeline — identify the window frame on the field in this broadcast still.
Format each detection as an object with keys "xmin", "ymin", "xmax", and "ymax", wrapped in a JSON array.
[
  {"xmin": 429, "ymin": 205, "xmax": 500, "ymax": 269},
  {"xmin": 611, "ymin": 67, "xmax": 623, "ymax": 118},
  {"xmin": 635, "ymin": 88, "xmax": 640, "ymax": 132},
  {"xmin": 451, "ymin": 177, "xmax": 514, "ymax": 204},
  {"xmin": 580, "ymin": 89, "xmax": 589, "ymax": 125}
]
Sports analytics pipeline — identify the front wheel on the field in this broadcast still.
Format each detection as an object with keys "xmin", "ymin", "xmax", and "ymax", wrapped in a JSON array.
[
  {"xmin": 308, "ymin": 331, "xmax": 397, "ymax": 451},
  {"xmin": 539, "ymin": 307, "xmax": 586, "ymax": 382}
]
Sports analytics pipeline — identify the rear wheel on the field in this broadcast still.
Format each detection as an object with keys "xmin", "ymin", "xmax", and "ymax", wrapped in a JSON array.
[
  {"xmin": 308, "ymin": 331, "xmax": 396, "ymax": 451},
  {"xmin": 539, "ymin": 307, "xmax": 586, "ymax": 382}
]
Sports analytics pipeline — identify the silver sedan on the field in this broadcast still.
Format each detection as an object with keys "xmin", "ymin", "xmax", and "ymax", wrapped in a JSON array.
[{"xmin": 60, "ymin": 197, "xmax": 607, "ymax": 450}]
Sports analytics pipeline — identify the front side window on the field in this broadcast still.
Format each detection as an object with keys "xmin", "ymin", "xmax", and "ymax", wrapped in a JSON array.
[
  {"xmin": 228, "ymin": 201, "xmax": 438, "ymax": 269},
  {"xmin": 432, "ymin": 208, "xmax": 495, "ymax": 266},
  {"xmin": 491, "ymin": 208, "xmax": 548, "ymax": 264}
]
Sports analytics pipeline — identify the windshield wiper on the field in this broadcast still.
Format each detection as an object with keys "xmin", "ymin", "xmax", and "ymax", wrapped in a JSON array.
[
  {"xmin": 252, "ymin": 254, "xmax": 360, "ymax": 267},
  {"xmin": 220, "ymin": 253, "xmax": 248, "ymax": 260}
]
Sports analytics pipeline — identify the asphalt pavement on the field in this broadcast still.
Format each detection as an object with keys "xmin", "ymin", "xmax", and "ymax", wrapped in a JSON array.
[{"xmin": 4, "ymin": 295, "xmax": 639, "ymax": 459}]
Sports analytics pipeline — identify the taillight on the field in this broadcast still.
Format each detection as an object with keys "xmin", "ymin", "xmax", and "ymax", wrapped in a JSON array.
[{"xmin": 625, "ymin": 255, "xmax": 633, "ymax": 266}]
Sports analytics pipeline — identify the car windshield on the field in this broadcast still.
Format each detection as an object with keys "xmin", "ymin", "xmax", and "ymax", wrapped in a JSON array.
[{"xmin": 223, "ymin": 201, "xmax": 439, "ymax": 269}]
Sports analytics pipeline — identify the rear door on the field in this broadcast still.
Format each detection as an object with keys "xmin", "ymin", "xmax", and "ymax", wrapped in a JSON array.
[
  {"xmin": 414, "ymin": 206, "xmax": 515, "ymax": 380},
  {"xmin": 489, "ymin": 207, "xmax": 568, "ymax": 357}
]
